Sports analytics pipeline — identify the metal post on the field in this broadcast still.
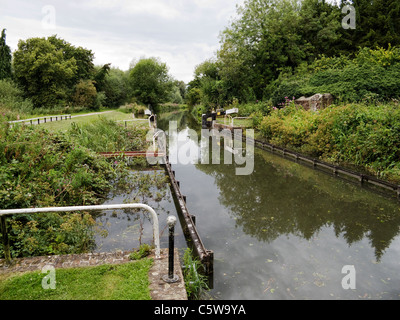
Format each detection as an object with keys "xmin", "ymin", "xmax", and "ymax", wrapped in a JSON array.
[
  {"xmin": 163, "ymin": 216, "xmax": 179, "ymax": 283},
  {"xmin": 0, "ymin": 216, "xmax": 12, "ymax": 265}
]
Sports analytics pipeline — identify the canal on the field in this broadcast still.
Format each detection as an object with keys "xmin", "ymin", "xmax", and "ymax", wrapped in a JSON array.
[{"xmin": 99, "ymin": 110, "xmax": 400, "ymax": 300}]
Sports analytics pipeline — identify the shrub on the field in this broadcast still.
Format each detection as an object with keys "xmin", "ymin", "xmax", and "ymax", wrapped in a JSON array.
[
  {"xmin": 258, "ymin": 103, "xmax": 400, "ymax": 182},
  {"xmin": 71, "ymin": 80, "xmax": 98, "ymax": 110},
  {"xmin": 129, "ymin": 243, "xmax": 152, "ymax": 260},
  {"xmin": 268, "ymin": 46, "xmax": 400, "ymax": 106},
  {"xmin": 0, "ymin": 79, "xmax": 34, "ymax": 119},
  {"xmin": 0, "ymin": 121, "xmax": 123, "ymax": 258}
]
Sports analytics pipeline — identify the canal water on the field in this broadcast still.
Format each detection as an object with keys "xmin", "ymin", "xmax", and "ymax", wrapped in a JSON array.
[{"xmin": 97, "ymin": 110, "xmax": 400, "ymax": 300}]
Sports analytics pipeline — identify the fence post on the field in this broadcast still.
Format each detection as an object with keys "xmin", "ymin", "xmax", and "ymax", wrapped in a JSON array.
[
  {"xmin": 163, "ymin": 216, "xmax": 179, "ymax": 283},
  {"xmin": 0, "ymin": 216, "xmax": 12, "ymax": 265}
]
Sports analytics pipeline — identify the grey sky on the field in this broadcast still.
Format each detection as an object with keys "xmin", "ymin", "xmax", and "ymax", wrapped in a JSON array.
[{"xmin": 0, "ymin": 0, "xmax": 245, "ymax": 83}]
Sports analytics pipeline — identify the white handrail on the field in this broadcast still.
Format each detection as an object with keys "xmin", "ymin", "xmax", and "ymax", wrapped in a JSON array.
[{"xmin": 0, "ymin": 203, "xmax": 161, "ymax": 259}]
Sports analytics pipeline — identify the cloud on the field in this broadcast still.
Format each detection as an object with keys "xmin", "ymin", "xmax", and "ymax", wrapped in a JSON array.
[
  {"xmin": 82, "ymin": 0, "xmax": 183, "ymax": 20},
  {"xmin": 0, "ymin": 0, "xmax": 245, "ymax": 83}
]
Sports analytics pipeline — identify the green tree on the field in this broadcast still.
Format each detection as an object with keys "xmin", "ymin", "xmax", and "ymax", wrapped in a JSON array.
[
  {"xmin": 218, "ymin": 0, "xmax": 310, "ymax": 102},
  {"xmin": 71, "ymin": 79, "xmax": 98, "ymax": 109},
  {"xmin": 13, "ymin": 37, "xmax": 78, "ymax": 108},
  {"xmin": 339, "ymin": 0, "xmax": 400, "ymax": 51},
  {"xmin": 93, "ymin": 63, "xmax": 111, "ymax": 92},
  {"xmin": 192, "ymin": 59, "xmax": 227, "ymax": 108},
  {"xmin": 185, "ymin": 87, "xmax": 201, "ymax": 107},
  {"xmin": 0, "ymin": 29, "xmax": 12, "ymax": 80},
  {"xmin": 298, "ymin": 0, "xmax": 343, "ymax": 58},
  {"xmin": 13, "ymin": 36, "xmax": 96, "ymax": 109},
  {"xmin": 47, "ymin": 36, "xmax": 95, "ymax": 83},
  {"xmin": 128, "ymin": 57, "xmax": 172, "ymax": 108},
  {"xmin": 101, "ymin": 67, "xmax": 129, "ymax": 108}
]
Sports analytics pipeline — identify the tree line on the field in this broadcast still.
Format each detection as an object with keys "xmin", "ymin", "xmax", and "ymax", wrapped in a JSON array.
[
  {"xmin": 187, "ymin": 0, "xmax": 400, "ymax": 109},
  {"xmin": 0, "ymin": 30, "xmax": 186, "ymax": 112}
]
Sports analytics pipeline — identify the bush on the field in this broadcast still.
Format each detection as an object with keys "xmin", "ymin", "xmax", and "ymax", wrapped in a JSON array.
[
  {"xmin": 0, "ymin": 121, "xmax": 123, "ymax": 258},
  {"xmin": 0, "ymin": 79, "xmax": 34, "ymax": 119},
  {"xmin": 237, "ymin": 101, "xmax": 272, "ymax": 117},
  {"xmin": 268, "ymin": 46, "xmax": 400, "ymax": 106},
  {"xmin": 259, "ymin": 103, "xmax": 400, "ymax": 182},
  {"xmin": 71, "ymin": 80, "xmax": 98, "ymax": 110}
]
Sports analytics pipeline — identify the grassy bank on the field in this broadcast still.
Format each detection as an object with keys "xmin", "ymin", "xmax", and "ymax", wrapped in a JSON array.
[
  {"xmin": 0, "ymin": 258, "xmax": 153, "ymax": 300},
  {"xmin": 255, "ymin": 102, "xmax": 400, "ymax": 184},
  {"xmin": 0, "ymin": 109, "xmax": 152, "ymax": 259},
  {"xmin": 0, "ymin": 108, "xmax": 174, "ymax": 300},
  {"xmin": 191, "ymin": 100, "xmax": 400, "ymax": 184},
  {"xmin": 40, "ymin": 110, "xmax": 149, "ymax": 133}
]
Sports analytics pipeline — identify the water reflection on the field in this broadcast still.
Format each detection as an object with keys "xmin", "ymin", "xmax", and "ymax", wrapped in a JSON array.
[
  {"xmin": 158, "ymin": 110, "xmax": 400, "ymax": 300},
  {"xmin": 94, "ymin": 170, "xmax": 186, "ymax": 253},
  {"xmin": 197, "ymin": 150, "xmax": 400, "ymax": 262}
]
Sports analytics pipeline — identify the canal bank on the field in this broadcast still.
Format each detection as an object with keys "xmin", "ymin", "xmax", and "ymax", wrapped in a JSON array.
[
  {"xmin": 0, "ymin": 248, "xmax": 187, "ymax": 300},
  {"xmin": 156, "ymin": 110, "xmax": 400, "ymax": 300}
]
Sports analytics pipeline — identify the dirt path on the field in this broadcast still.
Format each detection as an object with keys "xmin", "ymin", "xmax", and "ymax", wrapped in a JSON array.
[{"xmin": 70, "ymin": 110, "xmax": 114, "ymax": 118}]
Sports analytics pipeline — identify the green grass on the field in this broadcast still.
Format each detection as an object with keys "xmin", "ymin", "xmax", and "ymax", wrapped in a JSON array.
[
  {"xmin": 0, "ymin": 259, "xmax": 153, "ymax": 300},
  {"xmin": 40, "ymin": 111, "xmax": 148, "ymax": 132}
]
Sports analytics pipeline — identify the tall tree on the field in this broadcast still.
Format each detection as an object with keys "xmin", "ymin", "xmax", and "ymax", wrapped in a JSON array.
[
  {"xmin": 13, "ymin": 36, "xmax": 97, "ymax": 108},
  {"xmin": 298, "ymin": 0, "xmax": 343, "ymax": 58},
  {"xmin": 218, "ymin": 0, "xmax": 310, "ymax": 102},
  {"xmin": 339, "ymin": 0, "xmax": 400, "ymax": 51},
  {"xmin": 47, "ymin": 35, "xmax": 95, "ymax": 85},
  {"xmin": 193, "ymin": 59, "xmax": 226, "ymax": 107},
  {"xmin": 128, "ymin": 57, "xmax": 172, "ymax": 108},
  {"xmin": 13, "ymin": 37, "xmax": 78, "ymax": 108},
  {"xmin": 0, "ymin": 29, "xmax": 12, "ymax": 80}
]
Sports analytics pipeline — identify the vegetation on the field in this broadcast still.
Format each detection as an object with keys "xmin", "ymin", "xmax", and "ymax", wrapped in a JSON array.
[
  {"xmin": 0, "ymin": 118, "xmax": 132, "ymax": 258},
  {"xmin": 257, "ymin": 102, "xmax": 400, "ymax": 183},
  {"xmin": 129, "ymin": 243, "xmax": 152, "ymax": 260},
  {"xmin": 0, "ymin": 29, "xmax": 12, "ymax": 80},
  {"xmin": 128, "ymin": 57, "xmax": 173, "ymax": 109},
  {"xmin": 0, "ymin": 109, "xmax": 173, "ymax": 261},
  {"xmin": 182, "ymin": 248, "xmax": 209, "ymax": 300},
  {"xmin": 0, "ymin": 259, "xmax": 153, "ymax": 300},
  {"xmin": 268, "ymin": 45, "xmax": 400, "ymax": 105},
  {"xmin": 0, "ymin": 79, "xmax": 34, "ymax": 119},
  {"xmin": 40, "ymin": 111, "xmax": 141, "ymax": 133},
  {"xmin": 0, "ymin": 29, "xmax": 186, "ymax": 116},
  {"xmin": 188, "ymin": 0, "xmax": 400, "ymax": 108},
  {"xmin": 13, "ymin": 36, "xmax": 94, "ymax": 109},
  {"xmin": 184, "ymin": 0, "xmax": 400, "ymax": 185},
  {"xmin": 67, "ymin": 117, "xmax": 148, "ymax": 153}
]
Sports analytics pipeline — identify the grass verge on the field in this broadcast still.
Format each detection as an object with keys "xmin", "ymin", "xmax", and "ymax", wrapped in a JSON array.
[
  {"xmin": 40, "ymin": 111, "xmax": 148, "ymax": 132},
  {"xmin": 0, "ymin": 258, "xmax": 153, "ymax": 300}
]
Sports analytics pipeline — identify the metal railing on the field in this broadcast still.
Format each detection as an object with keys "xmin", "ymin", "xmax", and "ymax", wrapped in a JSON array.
[{"xmin": 0, "ymin": 203, "xmax": 161, "ymax": 264}]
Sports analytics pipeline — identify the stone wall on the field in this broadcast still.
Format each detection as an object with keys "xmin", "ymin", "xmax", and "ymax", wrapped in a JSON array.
[{"xmin": 295, "ymin": 93, "xmax": 333, "ymax": 111}]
